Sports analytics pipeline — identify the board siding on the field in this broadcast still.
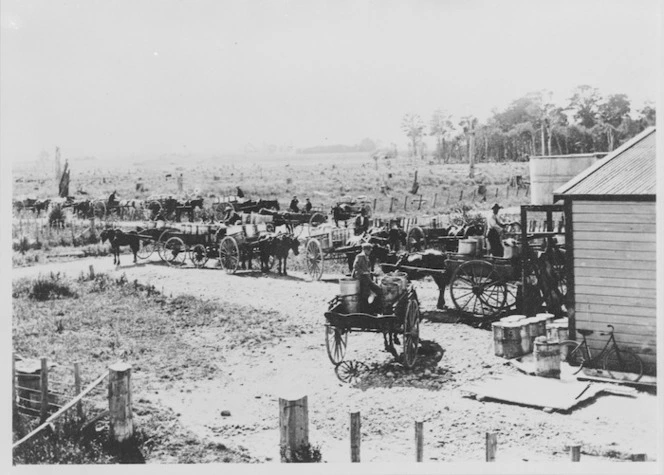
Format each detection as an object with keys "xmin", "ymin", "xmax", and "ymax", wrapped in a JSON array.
[{"xmin": 572, "ymin": 200, "xmax": 657, "ymax": 375}]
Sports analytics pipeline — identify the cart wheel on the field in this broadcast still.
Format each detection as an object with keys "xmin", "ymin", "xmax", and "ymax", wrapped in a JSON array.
[
  {"xmin": 306, "ymin": 239, "xmax": 324, "ymax": 281},
  {"xmin": 603, "ymin": 347, "xmax": 643, "ymax": 382},
  {"xmin": 406, "ymin": 226, "xmax": 426, "ymax": 252},
  {"xmin": 309, "ymin": 212, "xmax": 326, "ymax": 230},
  {"xmin": 136, "ymin": 239, "xmax": 155, "ymax": 260},
  {"xmin": 559, "ymin": 340, "xmax": 587, "ymax": 374},
  {"xmin": 449, "ymin": 260, "xmax": 508, "ymax": 319},
  {"xmin": 325, "ymin": 325, "xmax": 348, "ymax": 365},
  {"xmin": 93, "ymin": 200, "xmax": 106, "ymax": 219},
  {"xmin": 402, "ymin": 298, "xmax": 420, "ymax": 368},
  {"xmin": 156, "ymin": 229, "xmax": 174, "ymax": 261},
  {"xmin": 189, "ymin": 243, "xmax": 209, "ymax": 268},
  {"xmin": 335, "ymin": 360, "xmax": 368, "ymax": 384},
  {"xmin": 219, "ymin": 236, "xmax": 240, "ymax": 274},
  {"xmin": 163, "ymin": 237, "xmax": 187, "ymax": 266}
]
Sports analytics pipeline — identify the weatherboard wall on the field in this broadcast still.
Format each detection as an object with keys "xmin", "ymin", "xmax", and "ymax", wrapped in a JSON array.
[{"xmin": 571, "ymin": 200, "xmax": 657, "ymax": 374}]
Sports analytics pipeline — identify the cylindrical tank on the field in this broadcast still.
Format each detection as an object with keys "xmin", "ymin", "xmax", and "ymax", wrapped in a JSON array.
[{"xmin": 529, "ymin": 153, "xmax": 604, "ymax": 205}]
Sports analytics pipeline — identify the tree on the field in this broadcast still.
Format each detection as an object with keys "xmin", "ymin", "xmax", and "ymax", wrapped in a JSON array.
[
  {"xmin": 460, "ymin": 116, "xmax": 478, "ymax": 177},
  {"xmin": 401, "ymin": 114, "xmax": 425, "ymax": 157},
  {"xmin": 638, "ymin": 101, "xmax": 656, "ymax": 128},
  {"xmin": 568, "ymin": 85, "xmax": 601, "ymax": 128},
  {"xmin": 597, "ymin": 93, "xmax": 631, "ymax": 151},
  {"xmin": 429, "ymin": 110, "xmax": 454, "ymax": 162}
]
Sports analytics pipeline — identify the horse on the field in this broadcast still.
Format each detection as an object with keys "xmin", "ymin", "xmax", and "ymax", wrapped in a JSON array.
[
  {"xmin": 331, "ymin": 204, "xmax": 353, "ymax": 227},
  {"xmin": 100, "ymin": 229, "xmax": 140, "ymax": 265},
  {"xmin": 256, "ymin": 199, "xmax": 279, "ymax": 211},
  {"xmin": 270, "ymin": 233, "xmax": 300, "ymax": 276},
  {"xmin": 33, "ymin": 199, "xmax": 51, "ymax": 216}
]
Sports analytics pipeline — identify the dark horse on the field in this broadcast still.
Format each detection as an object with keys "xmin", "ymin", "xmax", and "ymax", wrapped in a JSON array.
[
  {"xmin": 261, "ymin": 233, "xmax": 300, "ymax": 275},
  {"xmin": 100, "ymin": 229, "xmax": 140, "ymax": 265}
]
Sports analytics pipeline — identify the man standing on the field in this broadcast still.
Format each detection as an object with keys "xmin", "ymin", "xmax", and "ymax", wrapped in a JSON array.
[
  {"xmin": 486, "ymin": 203, "xmax": 507, "ymax": 257},
  {"xmin": 388, "ymin": 220, "xmax": 403, "ymax": 252},
  {"xmin": 305, "ymin": 198, "xmax": 312, "ymax": 212},
  {"xmin": 352, "ymin": 243, "xmax": 383, "ymax": 313},
  {"xmin": 354, "ymin": 209, "xmax": 369, "ymax": 236}
]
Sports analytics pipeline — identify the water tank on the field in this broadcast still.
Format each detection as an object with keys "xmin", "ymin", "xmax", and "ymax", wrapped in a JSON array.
[{"xmin": 529, "ymin": 153, "xmax": 605, "ymax": 204}]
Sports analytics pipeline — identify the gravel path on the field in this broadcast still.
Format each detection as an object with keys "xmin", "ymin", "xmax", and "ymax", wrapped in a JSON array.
[{"xmin": 13, "ymin": 255, "xmax": 659, "ymax": 463}]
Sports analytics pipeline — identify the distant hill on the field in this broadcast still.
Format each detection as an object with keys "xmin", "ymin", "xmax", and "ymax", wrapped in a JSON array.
[{"xmin": 297, "ymin": 138, "xmax": 376, "ymax": 154}]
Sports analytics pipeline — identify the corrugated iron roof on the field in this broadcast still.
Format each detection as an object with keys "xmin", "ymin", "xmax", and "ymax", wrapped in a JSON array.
[{"xmin": 555, "ymin": 127, "xmax": 656, "ymax": 197}]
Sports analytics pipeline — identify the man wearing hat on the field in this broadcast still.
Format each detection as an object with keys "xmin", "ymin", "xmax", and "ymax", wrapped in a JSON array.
[
  {"xmin": 354, "ymin": 208, "xmax": 370, "ymax": 236},
  {"xmin": 305, "ymin": 198, "xmax": 312, "ymax": 213},
  {"xmin": 487, "ymin": 203, "xmax": 507, "ymax": 257},
  {"xmin": 289, "ymin": 196, "xmax": 300, "ymax": 213},
  {"xmin": 352, "ymin": 242, "xmax": 383, "ymax": 313}
]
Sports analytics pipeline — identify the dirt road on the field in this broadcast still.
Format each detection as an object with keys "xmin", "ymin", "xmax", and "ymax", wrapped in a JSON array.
[{"xmin": 13, "ymin": 255, "xmax": 659, "ymax": 463}]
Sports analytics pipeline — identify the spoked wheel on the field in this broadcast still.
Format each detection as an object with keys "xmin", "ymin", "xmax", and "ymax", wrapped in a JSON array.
[
  {"xmin": 402, "ymin": 298, "xmax": 420, "ymax": 369},
  {"xmin": 335, "ymin": 360, "xmax": 368, "ymax": 384},
  {"xmin": 305, "ymin": 239, "xmax": 324, "ymax": 281},
  {"xmin": 163, "ymin": 237, "xmax": 187, "ymax": 266},
  {"xmin": 219, "ymin": 236, "xmax": 240, "ymax": 274},
  {"xmin": 157, "ymin": 229, "xmax": 175, "ymax": 261},
  {"xmin": 406, "ymin": 226, "xmax": 426, "ymax": 252},
  {"xmin": 93, "ymin": 201, "xmax": 106, "ymax": 219},
  {"xmin": 136, "ymin": 239, "xmax": 155, "ymax": 260},
  {"xmin": 449, "ymin": 260, "xmax": 508, "ymax": 319},
  {"xmin": 559, "ymin": 340, "xmax": 588, "ymax": 375},
  {"xmin": 189, "ymin": 243, "xmax": 209, "ymax": 268},
  {"xmin": 325, "ymin": 325, "xmax": 348, "ymax": 365},
  {"xmin": 603, "ymin": 348, "xmax": 643, "ymax": 382}
]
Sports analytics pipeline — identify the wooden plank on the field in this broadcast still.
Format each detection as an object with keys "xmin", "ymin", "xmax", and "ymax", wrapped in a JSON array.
[
  {"xmin": 415, "ymin": 421, "xmax": 423, "ymax": 462},
  {"xmin": 574, "ymin": 202, "xmax": 655, "ymax": 214},
  {"xmin": 574, "ymin": 249, "xmax": 654, "ymax": 261},
  {"xmin": 575, "ymin": 285, "xmax": 656, "ymax": 299},
  {"xmin": 575, "ymin": 258, "xmax": 657, "ymax": 271},
  {"xmin": 574, "ymin": 229, "xmax": 656, "ymax": 240},
  {"xmin": 573, "ymin": 213, "xmax": 655, "ymax": 224},
  {"xmin": 574, "ymin": 221, "xmax": 656, "ymax": 233},
  {"xmin": 574, "ymin": 276, "xmax": 655, "ymax": 290},
  {"xmin": 575, "ymin": 319, "xmax": 657, "ymax": 339},
  {"xmin": 574, "ymin": 240, "xmax": 656, "ymax": 252},
  {"xmin": 575, "ymin": 267, "xmax": 656, "ymax": 281},
  {"xmin": 574, "ymin": 305, "xmax": 656, "ymax": 322},
  {"xmin": 350, "ymin": 412, "xmax": 361, "ymax": 463},
  {"xmin": 279, "ymin": 395, "xmax": 309, "ymax": 462},
  {"xmin": 575, "ymin": 293, "xmax": 656, "ymax": 308}
]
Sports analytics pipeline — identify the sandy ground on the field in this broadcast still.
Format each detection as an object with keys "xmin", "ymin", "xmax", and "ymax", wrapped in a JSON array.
[{"xmin": 12, "ymin": 254, "xmax": 659, "ymax": 464}]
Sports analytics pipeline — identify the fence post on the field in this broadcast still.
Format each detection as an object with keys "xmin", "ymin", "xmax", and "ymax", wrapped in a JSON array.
[
  {"xmin": 74, "ymin": 362, "xmax": 83, "ymax": 420},
  {"xmin": 570, "ymin": 445, "xmax": 581, "ymax": 461},
  {"xmin": 89, "ymin": 265, "xmax": 95, "ymax": 280},
  {"xmin": 485, "ymin": 432, "xmax": 497, "ymax": 461},
  {"xmin": 40, "ymin": 358, "xmax": 49, "ymax": 422},
  {"xmin": 415, "ymin": 421, "xmax": 423, "ymax": 462},
  {"xmin": 418, "ymin": 195, "xmax": 423, "ymax": 210},
  {"xmin": 404, "ymin": 196, "xmax": 408, "ymax": 211},
  {"xmin": 495, "ymin": 187, "xmax": 499, "ymax": 198},
  {"xmin": 350, "ymin": 412, "xmax": 361, "ymax": 463},
  {"xmin": 389, "ymin": 198, "xmax": 394, "ymax": 213},
  {"xmin": 433, "ymin": 193, "xmax": 437, "ymax": 208},
  {"xmin": 279, "ymin": 395, "xmax": 309, "ymax": 462},
  {"xmin": 373, "ymin": 198, "xmax": 377, "ymax": 213},
  {"xmin": 459, "ymin": 190, "xmax": 464, "ymax": 202},
  {"xmin": 108, "ymin": 362, "xmax": 134, "ymax": 443}
]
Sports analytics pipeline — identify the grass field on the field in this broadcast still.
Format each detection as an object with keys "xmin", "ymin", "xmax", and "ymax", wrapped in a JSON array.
[{"xmin": 13, "ymin": 153, "xmax": 531, "ymax": 218}]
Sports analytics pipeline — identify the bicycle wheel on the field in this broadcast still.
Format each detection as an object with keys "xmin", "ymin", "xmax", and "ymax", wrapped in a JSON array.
[
  {"xmin": 603, "ymin": 347, "xmax": 643, "ymax": 382},
  {"xmin": 559, "ymin": 340, "xmax": 587, "ymax": 375}
]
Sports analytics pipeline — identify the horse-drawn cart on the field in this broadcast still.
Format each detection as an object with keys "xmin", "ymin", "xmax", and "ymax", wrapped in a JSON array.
[
  {"xmin": 218, "ymin": 223, "xmax": 276, "ymax": 274},
  {"xmin": 324, "ymin": 277, "xmax": 421, "ymax": 369}
]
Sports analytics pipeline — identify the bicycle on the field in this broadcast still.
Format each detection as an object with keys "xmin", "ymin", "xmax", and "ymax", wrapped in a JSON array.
[{"xmin": 559, "ymin": 325, "xmax": 643, "ymax": 382}]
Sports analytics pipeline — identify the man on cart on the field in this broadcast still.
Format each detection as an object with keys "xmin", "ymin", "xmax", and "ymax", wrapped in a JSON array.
[
  {"xmin": 352, "ymin": 243, "xmax": 383, "ymax": 313},
  {"xmin": 354, "ymin": 208, "xmax": 370, "ymax": 236}
]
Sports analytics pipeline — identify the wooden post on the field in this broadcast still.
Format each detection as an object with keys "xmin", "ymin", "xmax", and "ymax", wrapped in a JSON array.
[
  {"xmin": 570, "ymin": 445, "xmax": 581, "ymax": 461},
  {"xmin": 404, "ymin": 196, "xmax": 408, "ymax": 211},
  {"xmin": 350, "ymin": 412, "xmax": 361, "ymax": 463},
  {"xmin": 108, "ymin": 362, "xmax": 133, "ymax": 443},
  {"xmin": 433, "ymin": 193, "xmax": 437, "ymax": 208},
  {"xmin": 74, "ymin": 362, "xmax": 83, "ymax": 420},
  {"xmin": 495, "ymin": 187, "xmax": 499, "ymax": 198},
  {"xmin": 279, "ymin": 395, "xmax": 309, "ymax": 462},
  {"xmin": 472, "ymin": 189, "xmax": 476, "ymax": 201},
  {"xmin": 459, "ymin": 189, "xmax": 464, "ymax": 201},
  {"xmin": 89, "ymin": 265, "xmax": 95, "ymax": 279},
  {"xmin": 418, "ymin": 195, "xmax": 423, "ymax": 210},
  {"xmin": 373, "ymin": 198, "xmax": 377, "ymax": 212},
  {"xmin": 516, "ymin": 186, "xmax": 520, "ymax": 197},
  {"xmin": 485, "ymin": 432, "xmax": 497, "ymax": 461},
  {"xmin": 389, "ymin": 197, "xmax": 394, "ymax": 213},
  {"xmin": 631, "ymin": 454, "xmax": 647, "ymax": 461},
  {"xmin": 40, "ymin": 358, "xmax": 49, "ymax": 422},
  {"xmin": 415, "ymin": 421, "xmax": 423, "ymax": 462}
]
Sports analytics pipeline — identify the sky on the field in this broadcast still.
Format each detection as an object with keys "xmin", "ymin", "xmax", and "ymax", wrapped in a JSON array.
[{"xmin": 0, "ymin": 0, "xmax": 660, "ymax": 162}]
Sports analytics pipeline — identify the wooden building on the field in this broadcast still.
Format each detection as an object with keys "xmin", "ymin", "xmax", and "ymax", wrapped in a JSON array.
[{"xmin": 554, "ymin": 127, "xmax": 657, "ymax": 375}]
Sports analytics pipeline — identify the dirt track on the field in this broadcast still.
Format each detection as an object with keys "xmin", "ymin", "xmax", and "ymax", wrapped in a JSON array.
[{"xmin": 13, "ymin": 255, "xmax": 659, "ymax": 463}]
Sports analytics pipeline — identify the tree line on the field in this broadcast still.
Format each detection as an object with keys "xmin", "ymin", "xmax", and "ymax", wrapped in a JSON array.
[{"xmin": 403, "ymin": 86, "xmax": 656, "ymax": 163}]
